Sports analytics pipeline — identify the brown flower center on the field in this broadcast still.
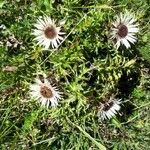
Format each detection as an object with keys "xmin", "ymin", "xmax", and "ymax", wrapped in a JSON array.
[
  {"xmin": 103, "ymin": 101, "xmax": 114, "ymax": 111},
  {"xmin": 40, "ymin": 86, "xmax": 53, "ymax": 98},
  {"xmin": 44, "ymin": 26, "xmax": 57, "ymax": 39},
  {"xmin": 117, "ymin": 24, "xmax": 128, "ymax": 38}
]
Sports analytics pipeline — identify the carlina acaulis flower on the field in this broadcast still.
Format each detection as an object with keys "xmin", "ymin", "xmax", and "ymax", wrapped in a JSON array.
[
  {"xmin": 97, "ymin": 96, "xmax": 122, "ymax": 120},
  {"xmin": 30, "ymin": 73, "xmax": 62, "ymax": 107},
  {"xmin": 110, "ymin": 12, "xmax": 139, "ymax": 49},
  {"xmin": 32, "ymin": 16, "xmax": 65, "ymax": 49}
]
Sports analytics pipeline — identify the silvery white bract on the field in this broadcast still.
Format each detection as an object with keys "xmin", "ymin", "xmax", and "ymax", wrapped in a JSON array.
[
  {"xmin": 97, "ymin": 97, "xmax": 121, "ymax": 120},
  {"xmin": 30, "ymin": 75, "xmax": 62, "ymax": 107},
  {"xmin": 110, "ymin": 13, "xmax": 139, "ymax": 49},
  {"xmin": 32, "ymin": 16, "xmax": 65, "ymax": 49}
]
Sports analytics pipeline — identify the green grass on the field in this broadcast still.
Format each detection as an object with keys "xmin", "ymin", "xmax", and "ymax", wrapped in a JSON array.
[{"xmin": 0, "ymin": 0, "xmax": 150, "ymax": 149}]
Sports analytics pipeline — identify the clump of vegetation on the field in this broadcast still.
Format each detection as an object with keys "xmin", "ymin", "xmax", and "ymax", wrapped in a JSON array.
[{"xmin": 0, "ymin": 0, "xmax": 150, "ymax": 149}]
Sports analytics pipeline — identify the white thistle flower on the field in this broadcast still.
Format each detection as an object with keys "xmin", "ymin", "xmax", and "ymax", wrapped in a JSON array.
[
  {"xmin": 30, "ymin": 75, "xmax": 62, "ymax": 107},
  {"xmin": 32, "ymin": 16, "xmax": 65, "ymax": 49},
  {"xmin": 97, "ymin": 97, "xmax": 121, "ymax": 120},
  {"xmin": 110, "ymin": 12, "xmax": 139, "ymax": 49}
]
